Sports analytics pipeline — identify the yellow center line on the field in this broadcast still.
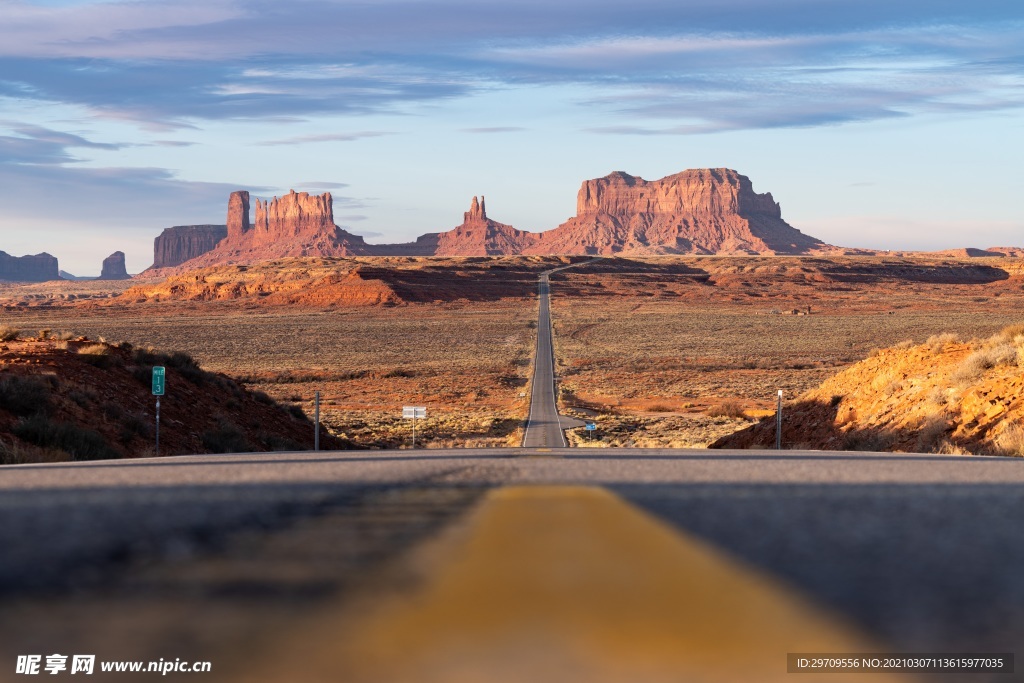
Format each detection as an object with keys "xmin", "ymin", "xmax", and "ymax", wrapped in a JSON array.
[{"xmin": 253, "ymin": 486, "xmax": 913, "ymax": 682}]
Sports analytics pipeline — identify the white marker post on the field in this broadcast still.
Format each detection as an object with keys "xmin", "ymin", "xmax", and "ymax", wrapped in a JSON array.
[
  {"xmin": 314, "ymin": 391, "xmax": 320, "ymax": 452},
  {"xmin": 152, "ymin": 366, "xmax": 165, "ymax": 456},
  {"xmin": 403, "ymin": 406, "xmax": 426, "ymax": 449},
  {"xmin": 775, "ymin": 390, "xmax": 783, "ymax": 450}
]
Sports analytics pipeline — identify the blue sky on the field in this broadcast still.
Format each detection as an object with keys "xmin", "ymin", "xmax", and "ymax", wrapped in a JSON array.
[{"xmin": 0, "ymin": 0, "xmax": 1021, "ymax": 274}]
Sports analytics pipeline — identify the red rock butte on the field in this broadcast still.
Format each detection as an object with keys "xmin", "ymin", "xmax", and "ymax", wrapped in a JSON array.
[{"xmin": 149, "ymin": 169, "xmax": 836, "ymax": 272}]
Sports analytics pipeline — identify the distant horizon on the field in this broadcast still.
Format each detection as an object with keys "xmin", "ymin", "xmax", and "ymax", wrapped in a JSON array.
[{"xmin": 1, "ymin": 0, "xmax": 1021, "ymax": 273}]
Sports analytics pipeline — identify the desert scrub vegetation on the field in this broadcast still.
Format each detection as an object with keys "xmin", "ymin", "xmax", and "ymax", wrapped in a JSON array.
[
  {"xmin": 0, "ymin": 374, "xmax": 54, "ymax": 416},
  {"xmin": 926, "ymin": 332, "xmax": 959, "ymax": 352},
  {"xmin": 0, "ymin": 326, "xmax": 20, "ymax": 342},
  {"xmin": 995, "ymin": 424, "xmax": 1024, "ymax": 457},
  {"xmin": 706, "ymin": 401, "xmax": 747, "ymax": 419},
  {"xmin": 13, "ymin": 415, "xmax": 120, "ymax": 461},
  {"xmin": 0, "ymin": 335, "xmax": 332, "ymax": 461},
  {"xmin": 77, "ymin": 343, "xmax": 116, "ymax": 368},
  {"xmin": 3, "ymin": 306, "xmax": 537, "ymax": 448}
]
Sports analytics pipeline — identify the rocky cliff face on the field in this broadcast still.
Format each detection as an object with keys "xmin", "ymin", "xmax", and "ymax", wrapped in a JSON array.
[
  {"xmin": 152, "ymin": 225, "xmax": 228, "ymax": 269},
  {"xmin": 525, "ymin": 169, "xmax": 827, "ymax": 255},
  {"xmin": 157, "ymin": 170, "xmax": 831, "ymax": 271},
  {"xmin": 0, "ymin": 251, "xmax": 59, "ymax": 282},
  {"xmin": 175, "ymin": 190, "xmax": 372, "ymax": 271},
  {"xmin": 98, "ymin": 251, "xmax": 130, "ymax": 280}
]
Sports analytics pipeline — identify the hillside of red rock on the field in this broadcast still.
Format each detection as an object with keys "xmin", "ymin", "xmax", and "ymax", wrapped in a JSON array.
[
  {"xmin": 50, "ymin": 253, "xmax": 1018, "ymax": 312},
  {"xmin": 712, "ymin": 325, "xmax": 1024, "ymax": 455},
  {"xmin": 0, "ymin": 331, "xmax": 340, "ymax": 464},
  {"xmin": 111, "ymin": 256, "xmax": 578, "ymax": 308}
]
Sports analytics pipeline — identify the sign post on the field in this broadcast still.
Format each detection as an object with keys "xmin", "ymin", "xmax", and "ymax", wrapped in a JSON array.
[
  {"xmin": 775, "ymin": 390, "xmax": 783, "ymax": 450},
  {"xmin": 585, "ymin": 422, "xmax": 597, "ymax": 442},
  {"xmin": 152, "ymin": 366, "xmax": 165, "ymax": 456},
  {"xmin": 314, "ymin": 391, "xmax": 320, "ymax": 452},
  {"xmin": 402, "ymin": 406, "xmax": 426, "ymax": 449}
]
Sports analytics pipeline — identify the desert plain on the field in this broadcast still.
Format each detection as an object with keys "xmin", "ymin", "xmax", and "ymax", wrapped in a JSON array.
[{"xmin": 3, "ymin": 253, "xmax": 1023, "ymax": 454}]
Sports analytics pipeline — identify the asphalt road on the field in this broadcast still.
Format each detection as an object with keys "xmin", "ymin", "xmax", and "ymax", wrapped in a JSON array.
[
  {"xmin": 522, "ymin": 266, "xmax": 584, "ymax": 448},
  {"xmin": 3, "ymin": 448, "xmax": 1024, "ymax": 682}
]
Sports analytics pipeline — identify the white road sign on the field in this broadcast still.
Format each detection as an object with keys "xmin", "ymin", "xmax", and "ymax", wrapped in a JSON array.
[{"xmin": 403, "ymin": 406, "xmax": 426, "ymax": 419}]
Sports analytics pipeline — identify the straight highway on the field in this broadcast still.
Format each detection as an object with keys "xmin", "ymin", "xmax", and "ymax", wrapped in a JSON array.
[{"xmin": 522, "ymin": 265, "xmax": 585, "ymax": 447}]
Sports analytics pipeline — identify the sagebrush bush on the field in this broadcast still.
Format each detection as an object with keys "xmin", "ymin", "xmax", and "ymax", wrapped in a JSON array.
[
  {"xmin": 201, "ymin": 421, "xmax": 252, "ymax": 453},
  {"xmin": 0, "ymin": 375, "xmax": 52, "ymax": 416},
  {"xmin": 0, "ymin": 326, "xmax": 21, "ymax": 342},
  {"xmin": 77, "ymin": 343, "xmax": 114, "ymax": 368},
  {"xmin": 0, "ymin": 437, "xmax": 67, "ymax": 465},
  {"xmin": 995, "ymin": 424, "xmax": 1024, "ymax": 457},
  {"xmin": 706, "ymin": 401, "xmax": 746, "ymax": 419},
  {"xmin": 953, "ymin": 349, "xmax": 997, "ymax": 385},
  {"xmin": 926, "ymin": 332, "xmax": 959, "ymax": 352},
  {"xmin": 13, "ymin": 415, "xmax": 118, "ymax": 461}
]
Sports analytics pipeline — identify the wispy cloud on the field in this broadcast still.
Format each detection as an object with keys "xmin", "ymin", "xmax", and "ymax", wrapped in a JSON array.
[
  {"xmin": 0, "ymin": 123, "xmax": 125, "ymax": 164},
  {"xmin": 256, "ymin": 131, "xmax": 394, "ymax": 146},
  {"xmin": 461, "ymin": 126, "xmax": 527, "ymax": 133},
  {"xmin": 299, "ymin": 181, "xmax": 351, "ymax": 190},
  {"xmin": 150, "ymin": 140, "xmax": 196, "ymax": 147},
  {"xmin": 0, "ymin": 1, "xmax": 1021, "ymax": 133}
]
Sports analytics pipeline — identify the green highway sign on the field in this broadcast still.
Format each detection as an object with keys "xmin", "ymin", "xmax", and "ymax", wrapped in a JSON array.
[{"xmin": 152, "ymin": 366, "xmax": 166, "ymax": 396}]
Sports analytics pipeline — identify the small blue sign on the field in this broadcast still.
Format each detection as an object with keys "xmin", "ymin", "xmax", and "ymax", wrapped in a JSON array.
[{"xmin": 585, "ymin": 422, "xmax": 597, "ymax": 431}]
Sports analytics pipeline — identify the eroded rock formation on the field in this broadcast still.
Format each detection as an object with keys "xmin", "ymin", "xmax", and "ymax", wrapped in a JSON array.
[
  {"xmin": 524, "ymin": 169, "xmax": 827, "ymax": 255},
  {"xmin": 98, "ymin": 251, "xmax": 130, "ymax": 280},
  {"xmin": 0, "ymin": 251, "xmax": 59, "ymax": 282},
  {"xmin": 157, "ymin": 169, "xmax": 833, "ymax": 271},
  {"xmin": 431, "ymin": 196, "xmax": 537, "ymax": 256},
  {"xmin": 152, "ymin": 225, "xmax": 228, "ymax": 269},
  {"xmin": 176, "ymin": 190, "xmax": 372, "ymax": 270}
]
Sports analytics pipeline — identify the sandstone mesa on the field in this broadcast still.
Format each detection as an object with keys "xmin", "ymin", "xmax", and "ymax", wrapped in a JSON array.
[
  {"xmin": 98, "ymin": 251, "xmax": 130, "ymax": 280},
  {"xmin": 150, "ymin": 169, "xmax": 839, "ymax": 273}
]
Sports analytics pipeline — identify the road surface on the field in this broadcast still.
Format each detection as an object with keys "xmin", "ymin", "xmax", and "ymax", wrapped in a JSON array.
[
  {"xmin": 3, "ymin": 448, "xmax": 1024, "ymax": 682},
  {"xmin": 522, "ymin": 265, "xmax": 585, "ymax": 447}
]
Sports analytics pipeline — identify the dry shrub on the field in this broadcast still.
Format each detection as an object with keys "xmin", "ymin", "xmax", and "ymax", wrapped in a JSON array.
[
  {"xmin": 0, "ymin": 437, "xmax": 68, "ymax": 465},
  {"xmin": 706, "ymin": 401, "xmax": 746, "ymax": 419},
  {"xmin": 843, "ymin": 430, "xmax": 894, "ymax": 452},
  {"xmin": 927, "ymin": 386, "xmax": 949, "ymax": 406},
  {"xmin": 992, "ymin": 323, "xmax": 1024, "ymax": 343},
  {"xmin": 0, "ymin": 375, "xmax": 53, "ymax": 416},
  {"xmin": 78, "ymin": 343, "xmax": 110, "ymax": 356},
  {"xmin": 882, "ymin": 379, "xmax": 904, "ymax": 397},
  {"xmin": 647, "ymin": 403, "xmax": 676, "ymax": 413},
  {"xmin": 916, "ymin": 414, "xmax": 950, "ymax": 452},
  {"xmin": 77, "ymin": 343, "xmax": 114, "ymax": 367},
  {"xmin": 54, "ymin": 330, "xmax": 76, "ymax": 341},
  {"xmin": 953, "ymin": 349, "xmax": 996, "ymax": 385},
  {"xmin": 0, "ymin": 326, "xmax": 20, "ymax": 342},
  {"xmin": 937, "ymin": 440, "xmax": 971, "ymax": 456},
  {"xmin": 995, "ymin": 424, "xmax": 1024, "ymax": 457},
  {"xmin": 13, "ymin": 415, "xmax": 119, "ymax": 461},
  {"xmin": 894, "ymin": 339, "xmax": 916, "ymax": 350},
  {"xmin": 927, "ymin": 332, "xmax": 959, "ymax": 352}
]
